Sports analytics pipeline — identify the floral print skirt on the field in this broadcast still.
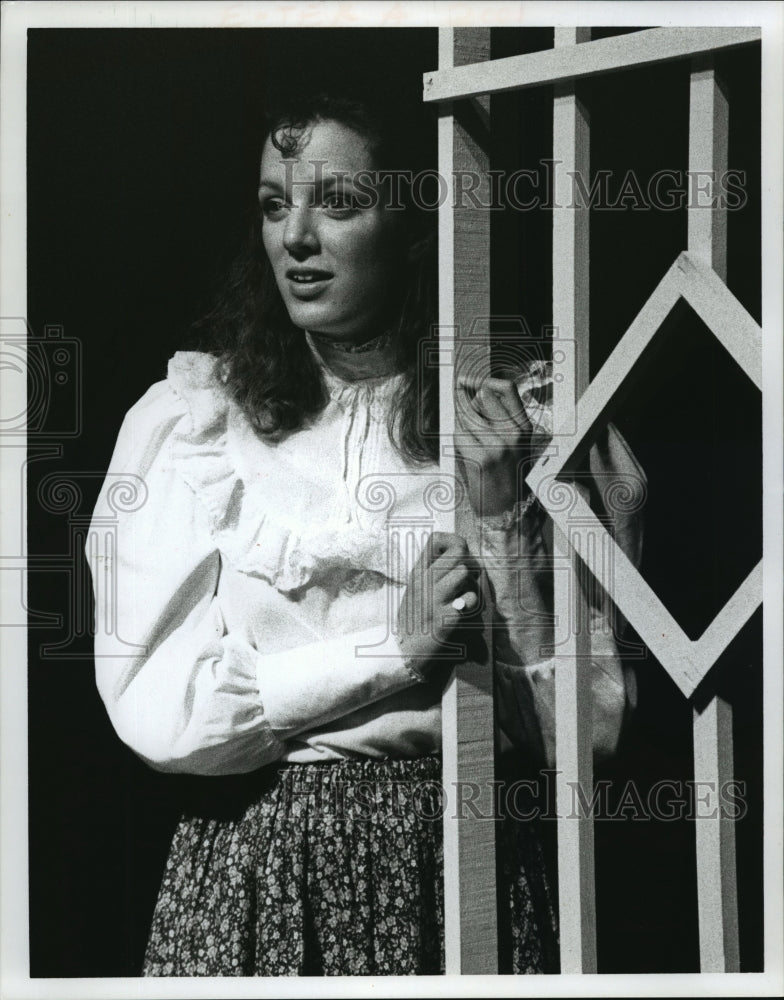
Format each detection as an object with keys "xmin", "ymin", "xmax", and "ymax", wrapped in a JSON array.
[{"xmin": 143, "ymin": 755, "xmax": 559, "ymax": 976}]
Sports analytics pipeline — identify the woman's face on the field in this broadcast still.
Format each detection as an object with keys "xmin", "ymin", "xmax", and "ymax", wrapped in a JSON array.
[{"xmin": 258, "ymin": 119, "xmax": 402, "ymax": 342}]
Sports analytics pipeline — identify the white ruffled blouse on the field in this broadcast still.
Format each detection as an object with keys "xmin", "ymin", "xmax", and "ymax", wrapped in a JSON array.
[{"xmin": 88, "ymin": 349, "xmax": 640, "ymax": 776}]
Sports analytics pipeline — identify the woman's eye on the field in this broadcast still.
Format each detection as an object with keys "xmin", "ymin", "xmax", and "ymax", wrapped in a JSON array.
[
  {"xmin": 260, "ymin": 197, "xmax": 287, "ymax": 219},
  {"xmin": 322, "ymin": 194, "xmax": 358, "ymax": 215}
]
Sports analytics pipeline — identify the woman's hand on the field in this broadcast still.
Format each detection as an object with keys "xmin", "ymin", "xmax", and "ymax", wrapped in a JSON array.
[
  {"xmin": 395, "ymin": 531, "xmax": 480, "ymax": 677},
  {"xmin": 455, "ymin": 376, "xmax": 534, "ymax": 517}
]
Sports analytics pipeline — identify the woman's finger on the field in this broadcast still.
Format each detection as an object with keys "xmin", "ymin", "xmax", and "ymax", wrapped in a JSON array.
[
  {"xmin": 435, "ymin": 564, "xmax": 479, "ymax": 603},
  {"xmin": 457, "ymin": 375, "xmax": 531, "ymax": 433},
  {"xmin": 479, "ymin": 378, "xmax": 532, "ymax": 432},
  {"xmin": 456, "ymin": 382, "xmax": 509, "ymax": 444},
  {"xmin": 451, "ymin": 590, "xmax": 479, "ymax": 613},
  {"xmin": 475, "ymin": 383, "xmax": 510, "ymax": 422},
  {"xmin": 426, "ymin": 531, "xmax": 468, "ymax": 562},
  {"xmin": 430, "ymin": 542, "xmax": 480, "ymax": 578},
  {"xmin": 490, "ymin": 380, "xmax": 533, "ymax": 433},
  {"xmin": 439, "ymin": 583, "xmax": 481, "ymax": 630},
  {"xmin": 454, "ymin": 383, "xmax": 483, "ymax": 444}
]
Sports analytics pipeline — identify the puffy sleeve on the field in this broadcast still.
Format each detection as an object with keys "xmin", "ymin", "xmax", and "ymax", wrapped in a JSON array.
[
  {"xmin": 87, "ymin": 356, "xmax": 419, "ymax": 776},
  {"xmin": 478, "ymin": 362, "xmax": 646, "ymax": 768}
]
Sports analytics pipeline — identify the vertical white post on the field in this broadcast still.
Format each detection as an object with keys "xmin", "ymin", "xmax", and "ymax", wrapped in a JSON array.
[
  {"xmin": 688, "ymin": 57, "xmax": 740, "ymax": 973},
  {"xmin": 552, "ymin": 25, "xmax": 597, "ymax": 975},
  {"xmin": 688, "ymin": 60, "xmax": 729, "ymax": 278},
  {"xmin": 693, "ymin": 696, "xmax": 740, "ymax": 971},
  {"xmin": 438, "ymin": 26, "xmax": 498, "ymax": 975}
]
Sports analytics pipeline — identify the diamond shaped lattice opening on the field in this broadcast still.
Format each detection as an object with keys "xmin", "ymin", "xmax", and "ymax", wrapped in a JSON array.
[
  {"xmin": 527, "ymin": 252, "xmax": 762, "ymax": 696},
  {"xmin": 596, "ymin": 298, "xmax": 762, "ymax": 639}
]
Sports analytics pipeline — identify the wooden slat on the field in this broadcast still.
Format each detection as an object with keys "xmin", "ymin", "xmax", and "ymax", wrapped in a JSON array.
[
  {"xmin": 678, "ymin": 251, "xmax": 762, "ymax": 390},
  {"xmin": 552, "ymin": 26, "xmax": 597, "ymax": 975},
  {"xmin": 688, "ymin": 57, "xmax": 740, "ymax": 974},
  {"xmin": 438, "ymin": 25, "xmax": 498, "ymax": 976},
  {"xmin": 694, "ymin": 697, "xmax": 740, "ymax": 971},
  {"xmin": 424, "ymin": 27, "xmax": 760, "ymax": 103},
  {"xmin": 688, "ymin": 59, "xmax": 729, "ymax": 280}
]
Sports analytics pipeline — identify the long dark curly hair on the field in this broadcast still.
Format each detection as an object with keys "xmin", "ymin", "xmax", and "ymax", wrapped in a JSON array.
[{"xmin": 191, "ymin": 89, "xmax": 439, "ymax": 464}]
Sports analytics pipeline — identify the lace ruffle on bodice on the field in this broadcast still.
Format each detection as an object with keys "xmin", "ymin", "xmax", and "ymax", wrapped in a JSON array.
[{"xmin": 166, "ymin": 352, "xmax": 424, "ymax": 594}]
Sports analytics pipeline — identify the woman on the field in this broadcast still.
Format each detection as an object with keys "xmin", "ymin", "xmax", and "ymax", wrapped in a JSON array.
[{"xmin": 87, "ymin": 88, "xmax": 642, "ymax": 976}]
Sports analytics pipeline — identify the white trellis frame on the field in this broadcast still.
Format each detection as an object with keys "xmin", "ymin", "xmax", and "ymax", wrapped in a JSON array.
[{"xmin": 428, "ymin": 25, "xmax": 762, "ymax": 975}]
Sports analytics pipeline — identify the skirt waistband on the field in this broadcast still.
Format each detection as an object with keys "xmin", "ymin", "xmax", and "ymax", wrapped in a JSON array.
[
  {"xmin": 274, "ymin": 753, "xmax": 441, "ymax": 786},
  {"xmin": 176, "ymin": 754, "xmax": 442, "ymax": 821}
]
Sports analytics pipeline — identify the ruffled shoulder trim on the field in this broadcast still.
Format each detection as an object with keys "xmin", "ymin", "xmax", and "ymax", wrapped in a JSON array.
[
  {"xmin": 165, "ymin": 351, "xmax": 239, "ymax": 532},
  {"xmin": 167, "ymin": 350, "xmax": 230, "ymax": 437}
]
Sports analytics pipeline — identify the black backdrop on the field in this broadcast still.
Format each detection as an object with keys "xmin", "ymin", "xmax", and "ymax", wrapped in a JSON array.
[{"xmin": 27, "ymin": 28, "xmax": 762, "ymax": 976}]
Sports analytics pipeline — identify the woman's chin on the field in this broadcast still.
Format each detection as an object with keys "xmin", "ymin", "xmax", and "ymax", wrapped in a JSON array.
[
  {"xmin": 285, "ymin": 309, "xmax": 379, "ymax": 343},
  {"xmin": 285, "ymin": 303, "xmax": 342, "ymax": 334}
]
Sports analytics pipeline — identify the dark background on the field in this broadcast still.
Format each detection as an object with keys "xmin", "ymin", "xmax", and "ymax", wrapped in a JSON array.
[{"xmin": 27, "ymin": 28, "xmax": 762, "ymax": 976}]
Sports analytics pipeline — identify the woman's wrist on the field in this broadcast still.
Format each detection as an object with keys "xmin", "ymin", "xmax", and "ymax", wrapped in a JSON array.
[
  {"xmin": 394, "ymin": 631, "xmax": 430, "ymax": 683},
  {"xmin": 479, "ymin": 491, "xmax": 539, "ymax": 532}
]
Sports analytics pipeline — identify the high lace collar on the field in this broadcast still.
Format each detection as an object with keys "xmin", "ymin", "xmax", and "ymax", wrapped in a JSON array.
[{"xmin": 305, "ymin": 330, "xmax": 402, "ymax": 387}]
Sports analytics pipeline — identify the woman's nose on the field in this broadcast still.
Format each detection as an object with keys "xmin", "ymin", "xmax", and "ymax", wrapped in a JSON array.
[{"xmin": 283, "ymin": 205, "xmax": 319, "ymax": 257}]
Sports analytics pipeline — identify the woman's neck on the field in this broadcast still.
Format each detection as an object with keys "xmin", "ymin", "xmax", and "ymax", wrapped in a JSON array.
[{"xmin": 306, "ymin": 329, "xmax": 401, "ymax": 382}]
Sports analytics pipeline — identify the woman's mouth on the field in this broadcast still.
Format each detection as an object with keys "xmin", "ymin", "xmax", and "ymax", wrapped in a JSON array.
[
  {"xmin": 287, "ymin": 268, "xmax": 333, "ymax": 283},
  {"xmin": 285, "ymin": 268, "xmax": 334, "ymax": 298}
]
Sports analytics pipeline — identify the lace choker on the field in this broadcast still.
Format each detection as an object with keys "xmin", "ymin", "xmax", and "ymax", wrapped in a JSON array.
[{"xmin": 307, "ymin": 329, "xmax": 392, "ymax": 354}]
